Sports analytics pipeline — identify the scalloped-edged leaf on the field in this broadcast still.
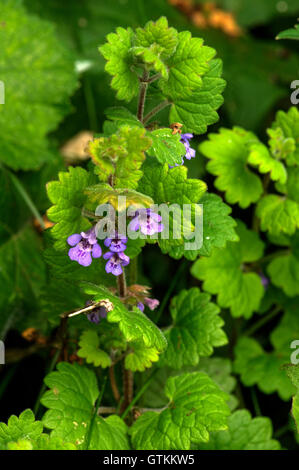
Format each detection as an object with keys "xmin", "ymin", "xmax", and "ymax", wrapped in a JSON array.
[
  {"xmin": 234, "ymin": 337, "xmax": 295, "ymax": 401},
  {"xmin": 125, "ymin": 343, "xmax": 160, "ymax": 372},
  {"xmin": 159, "ymin": 30, "xmax": 215, "ymax": 101},
  {"xmin": 284, "ymin": 364, "xmax": 299, "ymax": 432},
  {"xmin": 135, "ymin": 17, "xmax": 178, "ymax": 60},
  {"xmin": 88, "ymin": 126, "xmax": 152, "ymax": 189},
  {"xmin": 169, "ymin": 59, "xmax": 226, "ymax": 135},
  {"xmin": 130, "ymin": 372, "xmax": 230, "ymax": 450},
  {"xmin": 82, "ymin": 283, "xmax": 167, "ymax": 352},
  {"xmin": 272, "ymin": 107, "xmax": 299, "ymax": 166},
  {"xmin": 164, "ymin": 193, "xmax": 238, "ymax": 260},
  {"xmin": 138, "ymin": 158, "xmax": 207, "ymax": 260},
  {"xmin": 267, "ymin": 232, "xmax": 299, "ymax": 297},
  {"xmin": 0, "ymin": 410, "xmax": 43, "ymax": 448},
  {"xmin": 147, "ymin": 128, "xmax": 186, "ymax": 166},
  {"xmin": 84, "ymin": 184, "xmax": 153, "ymax": 210},
  {"xmin": 200, "ymin": 127, "xmax": 262, "ymax": 208},
  {"xmin": 41, "ymin": 362, "xmax": 129, "ymax": 449},
  {"xmin": 0, "ymin": 0, "xmax": 77, "ymax": 170},
  {"xmin": 160, "ymin": 288, "xmax": 227, "ymax": 369},
  {"xmin": 78, "ymin": 330, "xmax": 111, "ymax": 368},
  {"xmin": 191, "ymin": 221, "xmax": 264, "ymax": 319},
  {"xmin": 256, "ymin": 195, "xmax": 299, "ymax": 236},
  {"xmin": 199, "ymin": 410, "xmax": 280, "ymax": 450},
  {"xmin": 247, "ymin": 143, "xmax": 287, "ymax": 184},
  {"xmin": 47, "ymin": 167, "xmax": 94, "ymax": 250},
  {"xmin": 99, "ymin": 27, "xmax": 138, "ymax": 102}
]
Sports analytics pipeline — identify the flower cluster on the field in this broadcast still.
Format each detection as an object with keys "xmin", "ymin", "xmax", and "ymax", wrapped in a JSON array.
[
  {"xmin": 169, "ymin": 133, "xmax": 196, "ymax": 168},
  {"xmin": 85, "ymin": 300, "xmax": 108, "ymax": 324},
  {"xmin": 67, "ymin": 228, "xmax": 102, "ymax": 267},
  {"xmin": 137, "ymin": 297, "xmax": 159, "ymax": 312},
  {"xmin": 67, "ymin": 209, "xmax": 164, "ymax": 276},
  {"xmin": 103, "ymin": 233, "xmax": 130, "ymax": 276},
  {"xmin": 129, "ymin": 208, "xmax": 164, "ymax": 236}
]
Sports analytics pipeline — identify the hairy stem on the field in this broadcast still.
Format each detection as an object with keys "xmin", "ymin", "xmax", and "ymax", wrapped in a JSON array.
[
  {"xmin": 137, "ymin": 69, "xmax": 149, "ymax": 122},
  {"xmin": 109, "ymin": 364, "xmax": 120, "ymax": 402},
  {"xmin": 117, "ymin": 270, "xmax": 127, "ymax": 298},
  {"xmin": 121, "ymin": 369, "xmax": 158, "ymax": 420},
  {"xmin": 143, "ymin": 100, "xmax": 171, "ymax": 125}
]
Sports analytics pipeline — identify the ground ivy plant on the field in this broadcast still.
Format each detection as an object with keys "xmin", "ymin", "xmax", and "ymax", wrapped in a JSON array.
[{"xmin": 1, "ymin": 16, "xmax": 298, "ymax": 451}]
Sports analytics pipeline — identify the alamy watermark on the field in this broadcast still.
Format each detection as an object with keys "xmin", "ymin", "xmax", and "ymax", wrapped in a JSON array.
[
  {"xmin": 0, "ymin": 81, "xmax": 4, "ymax": 104},
  {"xmin": 290, "ymin": 80, "xmax": 299, "ymax": 105},
  {"xmin": 290, "ymin": 340, "xmax": 299, "ymax": 365},
  {"xmin": 93, "ymin": 197, "xmax": 204, "ymax": 251},
  {"xmin": 0, "ymin": 340, "xmax": 5, "ymax": 365}
]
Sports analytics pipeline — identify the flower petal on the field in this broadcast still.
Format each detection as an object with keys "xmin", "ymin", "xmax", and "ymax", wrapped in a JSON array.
[
  {"xmin": 92, "ymin": 243, "xmax": 102, "ymax": 258},
  {"xmin": 68, "ymin": 245, "xmax": 81, "ymax": 261},
  {"xmin": 67, "ymin": 234, "xmax": 81, "ymax": 246},
  {"xmin": 78, "ymin": 251, "xmax": 92, "ymax": 267}
]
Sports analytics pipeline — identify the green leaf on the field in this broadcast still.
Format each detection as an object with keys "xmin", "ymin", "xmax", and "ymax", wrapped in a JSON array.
[
  {"xmin": 284, "ymin": 365, "xmax": 299, "ymax": 432},
  {"xmin": 197, "ymin": 358, "xmax": 238, "ymax": 411},
  {"xmin": 0, "ymin": 225, "xmax": 46, "ymax": 337},
  {"xmin": 99, "ymin": 27, "xmax": 138, "ymax": 101},
  {"xmin": 169, "ymin": 59, "xmax": 226, "ymax": 135},
  {"xmin": 47, "ymin": 167, "xmax": 94, "ymax": 250},
  {"xmin": 147, "ymin": 128, "xmax": 186, "ymax": 166},
  {"xmin": 125, "ymin": 343, "xmax": 160, "ymax": 372},
  {"xmin": 247, "ymin": 143, "xmax": 287, "ymax": 184},
  {"xmin": 41, "ymin": 362, "xmax": 129, "ymax": 449},
  {"xmin": 159, "ymin": 30, "xmax": 215, "ymax": 101},
  {"xmin": 109, "ymin": 306, "xmax": 167, "ymax": 352},
  {"xmin": 200, "ymin": 127, "xmax": 262, "ymax": 208},
  {"xmin": 191, "ymin": 221, "xmax": 264, "ymax": 319},
  {"xmin": 130, "ymin": 372, "xmax": 230, "ymax": 450},
  {"xmin": 78, "ymin": 330, "xmax": 111, "ymax": 368},
  {"xmin": 104, "ymin": 107, "xmax": 142, "ymax": 128},
  {"xmin": 135, "ymin": 17, "xmax": 178, "ymax": 60},
  {"xmin": 234, "ymin": 337, "xmax": 295, "ymax": 401},
  {"xmin": 199, "ymin": 410, "xmax": 280, "ymax": 450},
  {"xmin": 272, "ymin": 107, "xmax": 299, "ymax": 166},
  {"xmin": 277, "ymin": 24, "xmax": 299, "ymax": 41},
  {"xmin": 81, "ymin": 283, "xmax": 167, "ymax": 352},
  {"xmin": 160, "ymin": 288, "xmax": 227, "ymax": 369},
  {"xmin": 0, "ymin": 0, "xmax": 77, "ymax": 170},
  {"xmin": 89, "ymin": 126, "xmax": 152, "ymax": 189},
  {"xmin": 132, "ymin": 45, "xmax": 168, "ymax": 79},
  {"xmin": 142, "ymin": 358, "xmax": 237, "ymax": 411},
  {"xmin": 84, "ymin": 184, "xmax": 153, "ymax": 210},
  {"xmin": 138, "ymin": 158, "xmax": 207, "ymax": 259},
  {"xmin": 33, "ymin": 435, "xmax": 77, "ymax": 450},
  {"xmin": 155, "ymin": 193, "xmax": 238, "ymax": 260},
  {"xmin": 267, "ymin": 232, "xmax": 299, "ymax": 297},
  {"xmin": 0, "ymin": 410, "xmax": 43, "ymax": 448},
  {"xmin": 256, "ymin": 195, "xmax": 299, "ymax": 237},
  {"xmin": 267, "ymin": 127, "xmax": 296, "ymax": 162}
]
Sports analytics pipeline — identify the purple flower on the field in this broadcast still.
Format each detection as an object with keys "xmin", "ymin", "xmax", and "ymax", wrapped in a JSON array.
[
  {"xmin": 87, "ymin": 306, "xmax": 108, "ymax": 324},
  {"xmin": 144, "ymin": 297, "xmax": 159, "ymax": 310},
  {"xmin": 128, "ymin": 208, "xmax": 164, "ymax": 236},
  {"xmin": 137, "ymin": 298, "xmax": 159, "ymax": 312},
  {"xmin": 104, "ymin": 233, "xmax": 128, "ymax": 253},
  {"xmin": 260, "ymin": 274, "xmax": 269, "ymax": 289},
  {"xmin": 103, "ymin": 251, "xmax": 130, "ymax": 276},
  {"xmin": 67, "ymin": 227, "xmax": 102, "ymax": 267},
  {"xmin": 180, "ymin": 133, "xmax": 196, "ymax": 161},
  {"xmin": 169, "ymin": 133, "xmax": 195, "ymax": 168}
]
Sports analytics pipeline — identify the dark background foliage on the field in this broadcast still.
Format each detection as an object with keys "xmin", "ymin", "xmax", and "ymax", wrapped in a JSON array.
[{"xmin": 1, "ymin": 0, "xmax": 299, "ymax": 449}]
